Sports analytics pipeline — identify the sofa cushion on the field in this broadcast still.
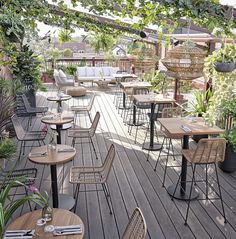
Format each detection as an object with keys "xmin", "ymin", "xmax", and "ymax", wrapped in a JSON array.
[
  {"xmin": 77, "ymin": 67, "xmax": 87, "ymax": 77},
  {"xmin": 54, "ymin": 69, "xmax": 60, "ymax": 77},
  {"xmin": 94, "ymin": 67, "xmax": 103, "ymax": 77},
  {"xmin": 109, "ymin": 67, "xmax": 119, "ymax": 75},
  {"xmin": 59, "ymin": 69, "xmax": 67, "ymax": 78},
  {"xmin": 102, "ymin": 67, "xmax": 111, "ymax": 77},
  {"xmin": 86, "ymin": 67, "xmax": 95, "ymax": 77}
]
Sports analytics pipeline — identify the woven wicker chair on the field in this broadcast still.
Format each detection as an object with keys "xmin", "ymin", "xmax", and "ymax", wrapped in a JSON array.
[
  {"xmin": 154, "ymin": 107, "xmax": 183, "ymax": 187},
  {"xmin": 21, "ymin": 94, "xmax": 48, "ymax": 129},
  {"xmin": 172, "ymin": 138, "xmax": 227, "ymax": 225},
  {"xmin": 70, "ymin": 94, "xmax": 95, "ymax": 123},
  {"xmin": 11, "ymin": 114, "xmax": 47, "ymax": 159},
  {"xmin": 68, "ymin": 112, "xmax": 100, "ymax": 159},
  {"xmin": 121, "ymin": 207, "xmax": 147, "ymax": 239},
  {"xmin": 69, "ymin": 144, "xmax": 116, "ymax": 213}
]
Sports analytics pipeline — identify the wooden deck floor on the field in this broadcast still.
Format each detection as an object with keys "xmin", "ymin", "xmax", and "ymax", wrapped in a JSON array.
[{"xmin": 9, "ymin": 84, "xmax": 236, "ymax": 239}]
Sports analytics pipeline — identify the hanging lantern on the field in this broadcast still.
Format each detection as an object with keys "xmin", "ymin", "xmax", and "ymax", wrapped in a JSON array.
[{"xmin": 161, "ymin": 41, "xmax": 206, "ymax": 80}]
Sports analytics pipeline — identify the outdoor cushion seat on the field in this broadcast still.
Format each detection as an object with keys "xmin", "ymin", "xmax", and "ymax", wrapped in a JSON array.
[
  {"xmin": 66, "ymin": 86, "xmax": 87, "ymax": 97},
  {"xmin": 54, "ymin": 69, "xmax": 75, "ymax": 89}
]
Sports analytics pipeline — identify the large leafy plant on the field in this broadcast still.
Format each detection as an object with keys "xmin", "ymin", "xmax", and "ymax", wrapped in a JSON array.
[
  {"xmin": 12, "ymin": 45, "xmax": 46, "ymax": 92},
  {"xmin": 191, "ymin": 88, "xmax": 213, "ymax": 116},
  {"xmin": 0, "ymin": 139, "xmax": 16, "ymax": 160},
  {"xmin": 224, "ymin": 127, "xmax": 236, "ymax": 153}
]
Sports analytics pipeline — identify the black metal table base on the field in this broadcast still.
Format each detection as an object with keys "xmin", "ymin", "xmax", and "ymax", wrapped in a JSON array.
[
  {"xmin": 167, "ymin": 184, "xmax": 199, "ymax": 200},
  {"xmin": 57, "ymin": 194, "xmax": 75, "ymax": 210},
  {"xmin": 143, "ymin": 142, "xmax": 162, "ymax": 151},
  {"xmin": 125, "ymin": 120, "xmax": 144, "ymax": 127},
  {"xmin": 50, "ymin": 123, "xmax": 72, "ymax": 130}
]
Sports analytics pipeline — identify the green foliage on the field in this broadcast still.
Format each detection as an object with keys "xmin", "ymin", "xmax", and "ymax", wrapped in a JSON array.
[
  {"xmin": 46, "ymin": 69, "xmax": 54, "ymax": 80},
  {"xmin": 64, "ymin": 65, "xmax": 77, "ymax": 76},
  {"xmin": 88, "ymin": 32, "xmax": 116, "ymax": 53},
  {"xmin": 58, "ymin": 29, "xmax": 72, "ymax": 44},
  {"xmin": 179, "ymin": 81, "xmax": 192, "ymax": 94},
  {"xmin": 63, "ymin": 48, "xmax": 73, "ymax": 57},
  {"xmin": 0, "ymin": 78, "xmax": 15, "ymax": 134},
  {"xmin": 224, "ymin": 127, "xmax": 236, "ymax": 153},
  {"xmin": 203, "ymin": 47, "xmax": 236, "ymax": 125},
  {"xmin": 222, "ymin": 97, "xmax": 236, "ymax": 120},
  {"xmin": 143, "ymin": 70, "xmax": 171, "ymax": 93},
  {"xmin": 191, "ymin": 88, "xmax": 213, "ymax": 116},
  {"xmin": 0, "ymin": 138, "xmax": 16, "ymax": 160},
  {"xmin": 12, "ymin": 45, "xmax": 46, "ymax": 92}
]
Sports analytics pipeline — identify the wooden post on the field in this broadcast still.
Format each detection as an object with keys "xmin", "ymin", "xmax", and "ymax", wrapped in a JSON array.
[{"xmin": 206, "ymin": 40, "xmax": 215, "ymax": 90}]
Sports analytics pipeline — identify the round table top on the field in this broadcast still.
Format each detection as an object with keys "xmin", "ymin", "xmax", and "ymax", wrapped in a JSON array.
[
  {"xmin": 7, "ymin": 209, "xmax": 84, "ymax": 239},
  {"xmin": 47, "ymin": 95, "xmax": 71, "ymax": 102},
  {"xmin": 41, "ymin": 115, "xmax": 74, "ymax": 125},
  {"xmin": 29, "ymin": 145, "xmax": 76, "ymax": 165}
]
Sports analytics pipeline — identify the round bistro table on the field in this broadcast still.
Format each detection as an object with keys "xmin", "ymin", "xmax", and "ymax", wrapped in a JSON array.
[
  {"xmin": 29, "ymin": 145, "xmax": 76, "ymax": 209},
  {"xmin": 7, "ymin": 208, "xmax": 84, "ymax": 239}
]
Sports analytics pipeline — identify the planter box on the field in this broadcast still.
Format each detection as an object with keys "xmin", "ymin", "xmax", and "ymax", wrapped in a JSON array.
[
  {"xmin": 218, "ymin": 144, "xmax": 236, "ymax": 173},
  {"xmin": 41, "ymin": 72, "xmax": 54, "ymax": 83}
]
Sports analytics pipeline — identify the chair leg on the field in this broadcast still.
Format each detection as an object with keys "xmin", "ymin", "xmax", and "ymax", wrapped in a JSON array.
[
  {"xmin": 184, "ymin": 164, "xmax": 196, "ymax": 225},
  {"xmin": 72, "ymin": 138, "xmax": 75, "ymax": 147},
  {"xmin": 25, "ymin": 188, "xmax": 33, "ymax": 211},
  {"xmin": 102, "ymin": 184, "xmax": 112, "ymax": 214},
  {"xmin": 162, "ymin": 138, "xmax": 171, "ymax": 187},
  {"xmin": 22, "ymin": 141, "xmax": 26, "ymax": 156},
  {"xmin": 171, "ymin": 168, "xmax": 182, "ymax": 201},
  {"xmin": 73, "ymin": 184, "xmax": 80, "ymax": 213},
  {"xmin": 88, "ymin": 112, "xmax": 92, "ymax": 123},
  {"xmin": 214, "ymin": 163, "xmax": 227, "ymax": 223},
  {"xmin": 206, "ymin": 164, "xmax": 208, "ymax": 199},
  {"xmin": 90, "ymin": 138, "xmax": 98, "ymax": 159},
  {"xmin": 154, "ymin": 137, "xmax": 166, "ymax": 171},
  {"xmin": 103, "ymin": 183, "xmax": 110, "ymax": 197}
]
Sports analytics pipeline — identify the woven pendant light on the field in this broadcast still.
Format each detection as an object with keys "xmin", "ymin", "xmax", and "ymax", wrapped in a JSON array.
[{"xmin": 161, "ymin": 41, "xmax": 206, "ymax": 80}]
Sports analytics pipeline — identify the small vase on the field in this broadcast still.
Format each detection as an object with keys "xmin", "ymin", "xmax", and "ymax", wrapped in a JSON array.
[{"xmin": 42, "ymin": 205, "xmax": 53, "ymax": 222}]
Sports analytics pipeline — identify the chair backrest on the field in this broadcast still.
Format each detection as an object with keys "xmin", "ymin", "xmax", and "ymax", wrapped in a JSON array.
[
  {"xmin": 162, "ymin": 107, "xmax": 182, "ymax": 118},
  {"xmin": 132, "ymin": 87, "xmax": 149, "ymax": 95},
  {"xmin": 11, "ymin": 114, "xmax": 26, "ymax": 140},
  {"xmin": 192, "ymin": 138, "xmax": 226, "ymax": 164},
  {"xmin": 21, "ymin": 94, "xmax": 33, "ymax": 112},
  {"xmin": 88, "ymin": 94, "xmax": 96, "ymax": 111},
  {"xmin": 90, "ymin": 112, "xmax": 100, "ymax": 136},
  {"xmin": 100, "ymin": 144, "xmax": 116, "ymax": 182},
  {"xmin": 122, "ymin": 207, "xmax": 147, "ymax": 239}
]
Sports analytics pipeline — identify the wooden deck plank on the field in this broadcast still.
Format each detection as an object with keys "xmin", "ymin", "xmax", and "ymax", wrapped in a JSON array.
[{"xmin": 6, "ymin": 84, "xmax": 236, "ymax": 239}]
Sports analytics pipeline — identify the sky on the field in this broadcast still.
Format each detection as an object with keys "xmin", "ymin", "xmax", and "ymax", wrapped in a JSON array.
[{"xmin": 38, "ymin": 0, "xmax": 236, "ymax": 37}]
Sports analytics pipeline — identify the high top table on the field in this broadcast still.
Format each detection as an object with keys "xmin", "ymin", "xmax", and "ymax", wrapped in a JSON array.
[
  {"xmin": 29, "ymin": 145, "xmax": 76, "ymax": 209},
  {"xmin": 133, "ymin": 94, "xmax": 175, "ymax": 151},
  {"xmin": 7, "ymin": 209, "xmax": 84, "ymax": 238},
  {"xmin": 157, "ymin": 117, "xmax": 224, "ymax": 200},
  {"xmin": 120, "ymin": 81, "xmax": 152, "ymax": 109},
  {"xmin": 41, "ymin": 115, "xmax": 74, "ymax": 144}
]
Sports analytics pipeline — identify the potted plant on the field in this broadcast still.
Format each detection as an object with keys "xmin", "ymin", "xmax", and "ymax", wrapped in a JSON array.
[
  {"xmin": 219, "ymin": 126, "xmax": 236, "ymax": 172},
  {"xmin": 0, "ymin": 138, "xmax": 16, "ymax": 169},
  {"xmin": 205, "ymin": 44, "xmax": 236, "ymax": 73},
  {"xmin": 190, "ymin": 88, "xmax": 213, "ymax": 142}
]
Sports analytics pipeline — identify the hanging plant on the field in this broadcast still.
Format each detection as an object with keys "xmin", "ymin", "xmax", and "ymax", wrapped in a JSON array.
[{"xmin": 58, "ymin": 29, "xmax": 72, "ymax": 44}]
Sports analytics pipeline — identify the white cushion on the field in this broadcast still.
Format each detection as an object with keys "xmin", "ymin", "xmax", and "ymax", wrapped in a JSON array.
[
  {"xmin": 94, "ymin": 67, "xmax": 103, "ymax": 77},
  {"xmin": 86, "ymin": 67, "xmax": 95, "ymax": 77},
  {"xmin": 53, "ymin": 69, "xmax": 60, "ymax": 77},
  {"xmin": 102, "ymin": 67, "xmax": 111, "ymax": 77},
  {"xmin": 59, "ymin": 69, "xmax": 67, "ymax": 78},
  {"xmin": 110, "ymin": 67, "xmax": 119, "ymax": 75},
  {"xmin": 77, "ymin": 67, "xmax": 87, "ymax": 77}
]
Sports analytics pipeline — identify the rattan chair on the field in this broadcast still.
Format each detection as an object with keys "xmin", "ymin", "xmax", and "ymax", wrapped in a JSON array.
[
  {"xmin": 68, "ymin": 111, "xmax": 100, "ymax": 159},
  {"xmin": 121, "ymin": 207, "xmax": 147, "ymax": 239},
  {"xmin": 153, "ymin": 107, "xmax": 183, "ymax": 187},
  {"xmin": 70, "ymin": 94, "xmax": 95, "ymax": 123},
  {"xmin": 172, "ymin": 138, "xmax": 227, "ymax": 225},
  {"xmin": 21, "ymin": 94, "xmax": 48, "ymax": 128},
  {"xmin": 11, "ymin": 114, "xmax": 47, "ymax": 159},
  {"xmin": 69, "ymin": 144, "xmax": 116, "ymax": 213}
]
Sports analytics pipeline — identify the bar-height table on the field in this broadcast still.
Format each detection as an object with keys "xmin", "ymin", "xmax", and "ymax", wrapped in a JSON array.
[
  {"xmin": 7, "ymin": 208, "xmax": 84, "ymax": 238},
  {"xmin": 133, "ymin": 94, "xmax": 175, "ymax": 151},
  {"xmin": 157, "ymin": 117, "xmax": 225, "ymax": 200},
  {"xmin": 120, "ymin": 81, "xmax": 151, "ymax": 109},
  {"xmin": 42, "ymin": 115, "xmax": 74, "ymax": 144},
  {"xmin": 29, "ymin": 145, "xmax": 76, "ymax": 209}
]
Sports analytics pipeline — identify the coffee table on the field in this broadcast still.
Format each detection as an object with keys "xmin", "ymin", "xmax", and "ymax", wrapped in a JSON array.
[
  {"xmin": 7, "ymin": 208, "xmax": 84, "ymax": 238},
  {"xmin": 29, "ymin": 145, "xmax": 76, "ymax": 209}
]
